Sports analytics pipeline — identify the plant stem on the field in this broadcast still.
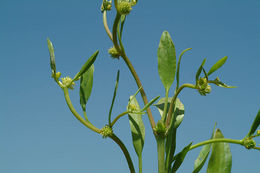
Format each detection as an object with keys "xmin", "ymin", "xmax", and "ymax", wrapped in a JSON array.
[
  {"xmin": 103, "ymin": 10, "xmax": 113, "ymax": 41},
  {"xmin": 138, "ymin": 155, "xmax": 142, "ymax": 173},
  {"xmin": 63, "ymin": 87, "xmax": 101, "ymax": 133},
  {"xmin": 111, "ymin": 111, "xmax": 131, "ymax": 127},
  {"xmin": 166, "ymin": 83, "xmax": 196, "ymax": 127},
  {"xmin": 162, "ymin": 89, "xmax": 169, "ymax": 122},
  {"xmin": 189, "ymin": 138, "xmax": 243, "ymax": 151},
  {"xmin": 157, "ymin": 137, "xmax": 166, "ymax": 173},
  {"xmin": 110, "ymin": 134, "xmax": 136, "ymax": 173}
]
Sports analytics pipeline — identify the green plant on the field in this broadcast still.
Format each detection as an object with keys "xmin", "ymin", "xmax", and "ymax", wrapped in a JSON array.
[{"xmin": 47, "ymin": 0, "xmax": 260, "ymax": 172}]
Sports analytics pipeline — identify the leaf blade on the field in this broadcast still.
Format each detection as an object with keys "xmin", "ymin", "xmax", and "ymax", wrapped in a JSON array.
[
  {"xmin": 47, "ymin": 38, "xmax": 56, "ymax": 75},
  {"xmin": 157, "ymin": 31, "xmax": 176, "ymax": 91},
  {"xmin": 128, "ymin": 96, "xmax": 145, "ymax": 158},
  {"xmin": 207, "ymin": 129, "xmax": 232, "ymax": 173},
  {"xmin": 196, "ymin": 58, "xmax": 206, "ymax": 83},
  {"xmin": 207, "ymin": 56, "xmax": 228, "ymax": 76},
  {"xmin": 248, "ymin": 110, "xmax": 260, "ymax": 137}
]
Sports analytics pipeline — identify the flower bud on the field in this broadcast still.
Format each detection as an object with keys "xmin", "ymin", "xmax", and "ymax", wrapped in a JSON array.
[
  {"xmin": 101, "ymin": 125, "xmax": 113, "ymax": 138},
  {"xmin": 101, "ymin": 0, "xmax": 112, "ymax": 12},
  {"xmin": 108, "ymin": 46, "xmax": 120, "ymax": 59},
  {"xmin": 117, "ymin": 1, "xmax": 132, "ymax": 15},
  {"xmin": 243, "ymin": 138, "xmax": 256, "ymax": 149},
  {"xmin": 154, "ymin": 120, "xmax": 166, "ymax": 136},
  {"xmin": 61, "ymin": 76, "xmax": 75, "ymax": 89},
  {"xmin": 197, "ymin": 77, "xmax": 211, "ymax": 96},
  {"xmin": 52, "ymin": 72, "xmax": 61, "ymax": 79}
]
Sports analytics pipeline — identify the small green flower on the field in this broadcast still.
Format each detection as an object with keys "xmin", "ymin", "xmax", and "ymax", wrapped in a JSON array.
[
  {"xmin": 51, "ymin": 71, "xmax": 61, "ymax": 79},
  {"xmin": 108, "ymin": 46, "xmax": 120, "ymax": 59},
  {"xmin": 243, "ymin": 138, "xmax": 256, "ymax": 149},
  {"xmin": 117, "ymin": 1, "xmax": 132, "ymax": 15},
  {"xmin": 154, "ymin": 120, "xmax": 166, "ymax": 137},
  {"xmin": 61, "ymin": 76, "xmax": 75, "ymax": 89},
  {"xmin": 197, "ymin": 77, "xmax": 211, "ymax": 96},
  {"xmin": 101, "ymin": 0, "xmax": 112, "ymax": 12},
  {"xmin": 101, "ymin": 125, "xmax": 113, "ymax": 138}
]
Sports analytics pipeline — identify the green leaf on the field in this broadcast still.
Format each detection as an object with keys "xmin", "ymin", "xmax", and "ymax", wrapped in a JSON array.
[
  {"xmin": 108, "ymin": 70, "xmax": 120, "ymax": 126},
  {"xmin": 176, "ymin": 48, "xmax": 192, "ymax": 90},
  {"xmin": 192, "ymin": 124, "xmax": 216, "ymax": 173},
  {"xmin": 47, "ymin": 38, "xmax": 56, "ymax": 74},
  {"xmin": 139, "ymin": 95, "xmax": 160, "ymax": 113},
  {"xmin": 207, "ymin": 129, "xmax": 232, "ymax": 173},
  {"xmin": 248, "ymin": 110, "xmax": 260, "ymax": 137},
  {"xmin": 157, "ymin": 31, "xmax": 176, "ymax": 91},
  {"xmin": 209, "ymin": 77, "xmax": 236, "ymax": 88},
  {"xmin": 79, "ymin": 65, "xmax": 94, "ymax": 112},
  {"xmin": 196, "ymin": 59, "xmax": 206, "ymax": 83},
  {"xmin": 128, "ymin": 96, "xmax": 145, "ymax": 158},
  {"xmin": 171, "ymin": 142, "xmax": 192, "ymax": 173},
  {"xmin": 73, "ymin": 50, "xmax": 99, "ymax": 81},
  {"xmin": 207, "ymin": 56, "xmax": 228, "ymax": 76}
]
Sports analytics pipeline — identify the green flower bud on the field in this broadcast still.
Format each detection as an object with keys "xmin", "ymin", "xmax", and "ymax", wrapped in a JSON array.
[
  {"xmin": 117, "ymin": 1, "xmax": 132, "ymax": 15},
  {"xmin": 101, "ymin": 0, "xmax": 112, "ymax": 12},
  {"xmin": 243, "ymin": 138, "xmax": 256, "ymax": 149},
  {"xmin": 154, "ymin": 120, "xmax": 166, "ymax": 137},
  {"xmin": 197, "ymin": 77, "xmax": 211, "ymax": 96},
  {"xmin": 108, "ymin": 46, "xmax": 120, "ymax": 59},
  {"xmin": 101, "ymin": 125, "xmax": 113, "ymax": 138},
  {"xmin": 61, "ymin": 76, "xmax": 75, "ymax": 89},
  {"xmin": 52, "ymin": 72, "xmax": 61, "ymax": 79}
]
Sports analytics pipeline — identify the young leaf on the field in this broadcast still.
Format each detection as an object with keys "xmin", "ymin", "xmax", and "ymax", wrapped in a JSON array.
[
  {"xmin": 108, "ymin": 70, "xmax": 120, "ymax": 126},
  {"xmin": 192, "ymin": 124, "xmax": 216, "ymax": 173},
  {"xmin": 73, "ymin": 50, "xmax": 99, "ymax": 81},
  {"xmin": 47, "ymin": 38, "xmax": 56, "ymax": 74},
  {"xmin": 248, "ymin": 110, "xmax": 260, "ymax": 137},
  {"xmin": 207, "ymin": 129, "xmax": 232, "ymax": 173},
  {"xmin": 209, "ymin": 77, "xmax": 236, "ymax": 88},
  {"xmin": 176, "ymin": 48, "xmax": 192, "ymax": 90},
  {"xmin": 79, "ymin": 65, "xmax": 94, "ymax": 112},
  {"xmin": 128, "ymin": 96, "xmax": 145, "ymax": 158},
  {"xmin": 207, "ymin": 56, "xmax": 228, "ymax": 76},
  {"xmin": 195, "ymin": 59, "xmax": 206, "ymax": 84},
  {"xmin": 171, "ymin": 142, "xmax": 192, "ymax": 172},
  {"xmin": 157, "ymin": 31, "xmax": 176, "ymax": 92}
]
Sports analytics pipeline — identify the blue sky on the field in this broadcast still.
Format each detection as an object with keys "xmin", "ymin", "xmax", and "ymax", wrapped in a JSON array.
[{"xmin": 1, "ymin": 0, "xmax": 259, "ymax": 172}]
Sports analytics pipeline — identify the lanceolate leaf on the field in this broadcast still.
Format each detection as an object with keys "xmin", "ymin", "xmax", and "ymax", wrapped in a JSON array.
[
  {"xmin": 171, "ymin": 142, "xmax": 192, "ymax": 173},
  {"xmin": 176, "ymin": 48, "xmax": 192, "ymax": 90},
  {"xmin": 196, "ymin": 59, "xmax": 206, "ymax": 83},
  {"xmin": 73, "ymin": 50, "xmax": 99, "ymax": 81},
  {"xmin": 207, "ymin": 129, "xmax": 232, "ymax": 173},
  {"xmin": 207, "ymin": 56, "xmax": 228, "ymax": 76},
  {"xmin": 79, "ymin": 65, "xmax": 94, "ymax": 112},
  {"xmin": 128, "ymin": 96, "xmax": 145, "ymax": 158},
  {"xmin": 157, "ymin": 31, "xmax": 176, "ymax": 92},
  {"xmin": 192, "ymin": 124, "xmax": 216, "ymax": 173},
  {"xmin": 248, "ymin": 110, "xmax": 260, "ymax": 137},
  {"xmin": 47, "ymin": 38, "xmax": 56, "ymax": 74},
  {"xmin": 209, "ymin": 77, "xmax": 236, "ymax": 88}
]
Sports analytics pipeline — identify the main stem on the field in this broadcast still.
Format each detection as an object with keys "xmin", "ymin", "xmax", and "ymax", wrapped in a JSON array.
[
  {"xmin": 110, "ymin": 134, "xmax": 136, "ymax": 173},
  {"xmin": 157, "ymin": 137, "xmax": 166, "ymax": 173}
]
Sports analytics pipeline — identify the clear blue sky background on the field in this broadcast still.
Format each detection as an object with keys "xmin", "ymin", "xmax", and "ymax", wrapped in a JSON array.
[{"xmin": 1, "ymin": 0, "xmax": 259, "ymax": 172}]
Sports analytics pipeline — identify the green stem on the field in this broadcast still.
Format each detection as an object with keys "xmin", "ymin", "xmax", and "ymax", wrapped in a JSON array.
[
  {"xmin": 111, "ymin": 111, "xmax": 131, "ymax": 127},
  {"xmin": 112, "ymin": 13, "xmax": 122, "ymax": 54},
  {"xmin": 138, "ymin": 155, "xmax": 142, "ymax": 173},
  {"xmin": 189, "ymin": 138, "xmax": 243, "ymax": 151},
  {"xmin": 166, "ymin": 84, "xmax": 196, "ymax": 127},
  {"xmin": 162, "ymin": 89, "xmax": 169, "ymax": 122},
  {"xmin": 63, "ymin": 87, "xmax": 101, "ymax": 133},
  {"xmin": 110, "ymin": 134, "xmax": 136, "ymax": 173},
  {"xmin": 103, "ymin": 11, "xmax": 113, "ymax": 41},
  {"xmin": 157, "ymin": 137, "xmax": 166, "ymax": 173}
]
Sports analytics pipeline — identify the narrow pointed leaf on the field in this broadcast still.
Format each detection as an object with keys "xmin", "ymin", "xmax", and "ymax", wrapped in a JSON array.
[
  {"xmin": 47, "ymin": 38, "xmax": 56, "ymax": 74},
  {"xmin": 73, "ymin": 50, "xmax": 99, "ymax": 81},
  {"xmin": 208, "ymin": 56, "xmax": 228, "ymax": 76},
  {"xmin": 128, "ymin": 96, "xmax": 145, "ymax": 158},
  {"xmin": 171, "ymin": 142, "xmax": 192, "ymax": 172},
  {"xmin": 207, "ymin": 129, "xmax": 232, "ymax": 173},
  {"xmin": 248, "ymin": 110, "xmax": 260, "ymax": 137},
  {"xmin": 157, "ymin": 31, "xmax": 176, "ymax": 91},
  {"xmin": 176, "ymin": 48, "xmax": 192, "ymax": 90},
  {"xmin": 196, "ymin": 59, "xmax": 206, "ymax": 83},
  {"xmin": 108, "ymin": 70, "xmax": 120, "ymax": 126},
  {"xmin": 192, "ymin": 124, "xmax": 216, "ymax": 173},
  {"xmin": 139, "ymin": 95, "xmax": 160, "ymax": 112},
  {"xmin": 209, "ymin": 77, "xmax": 236, "ymax": 88},
  {"xmin": 79, "ymin": 65, "xmax": 94, "ymax": 112}
]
